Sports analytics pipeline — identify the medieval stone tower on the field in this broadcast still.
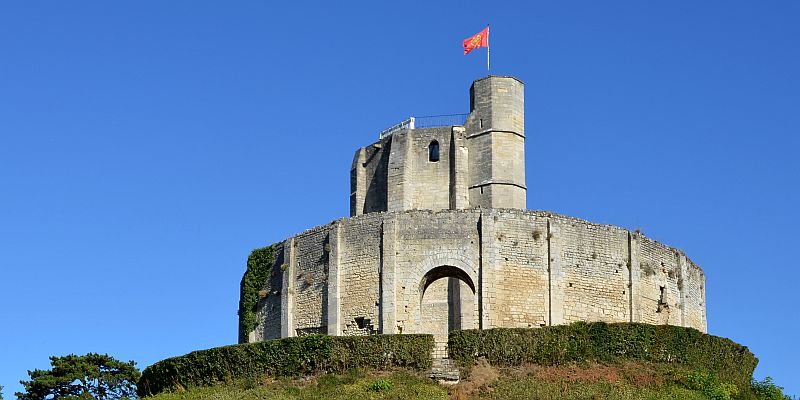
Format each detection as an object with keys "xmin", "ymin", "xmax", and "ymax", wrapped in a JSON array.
[
  {"xmin": 244, "ymin": 76, "xmax": 707, "ymax": 354},
  {"xmin": 351, "ymin": 76, "xmax": 526, "ymax": 215}
]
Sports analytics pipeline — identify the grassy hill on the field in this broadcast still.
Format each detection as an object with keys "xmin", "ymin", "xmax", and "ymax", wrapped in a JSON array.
[
  {"xmin": 144, "ymin": 363, "xmax": 757, "ymax": 400},
  {"xmin": 138, "ymin": 323, "xmax": 788, "ymax": 400}
]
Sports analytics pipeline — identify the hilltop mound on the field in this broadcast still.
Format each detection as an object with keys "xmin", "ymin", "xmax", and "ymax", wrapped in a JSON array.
[{"xmin": 139, "ymin": 322, "xmax": 761, "ymax": 399}]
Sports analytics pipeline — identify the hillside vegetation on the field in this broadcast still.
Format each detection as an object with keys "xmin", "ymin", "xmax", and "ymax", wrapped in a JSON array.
[
  {"xmin": 139, "ymin": 322, "xmax": 785, "ymax": 400},
  {"xmin": 145, "ymin": 363, "xmax": 769, "ymax": 400}
]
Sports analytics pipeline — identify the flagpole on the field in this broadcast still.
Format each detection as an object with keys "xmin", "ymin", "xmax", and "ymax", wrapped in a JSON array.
[{"xmin": 487, "ymin": 25, "xmax": 490, "ymax": 72}]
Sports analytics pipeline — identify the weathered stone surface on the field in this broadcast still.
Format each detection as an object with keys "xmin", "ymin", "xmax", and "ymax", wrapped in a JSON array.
[
  {"xmin": 248, "ymin": 209, "xmax": 707, "ymax": 341},
  {"xmin": 430, "ymin": 358, "xmax": 460, "ymax": 384}
]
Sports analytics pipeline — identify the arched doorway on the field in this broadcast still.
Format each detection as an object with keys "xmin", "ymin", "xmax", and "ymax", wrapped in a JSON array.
[{"xmin": 419, "ymin": 265, "xmax": 477, "ymax": 358}]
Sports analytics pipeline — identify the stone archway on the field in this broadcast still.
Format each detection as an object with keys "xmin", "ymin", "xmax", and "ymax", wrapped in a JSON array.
[{"xmin": 419, "ymin": 265, "xmax": 478, "ymax": 358}]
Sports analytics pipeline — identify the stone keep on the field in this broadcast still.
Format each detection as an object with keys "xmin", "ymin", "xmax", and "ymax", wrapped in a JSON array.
[
  {"xmin": 350, "ymin": 76, "xmax": 526, "ymax": 215},
  {"xmin": 244, "ymin": 76, "xmax": 707, "ymax": 349}
]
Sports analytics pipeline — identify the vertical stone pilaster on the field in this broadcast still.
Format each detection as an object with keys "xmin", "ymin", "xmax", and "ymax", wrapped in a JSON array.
[
  {"xmin": 450, "ymin": 127, "xmax": 469, "ymax": 210},
  {"xmin": 380, "ymin": 217, "xmax": 397, "ymax": 334},
  {"xmin": 351, "ymin": 149, "xmax": 366, "ymax": 217},
  {"xmin": 478, "ymin": 210, "xmax": 500, "ymax": 329},
  {"xmin": 700, "ymin": 274, "xmax": 707, "ymax": 333},
  {"xmin": 401, "ymin": 132, "xmax": 414, "ymax": 211},
  {"xmin": 327, "ymin": 222, "xmax": 342, "ymax": 335},
  {"xmin": 548, "ymin": 219, "xmax": 565, "ymax": 325},
  {"xmin": 281, "ymin": 237, "xmax": 296, "ymax": 338},
  {"xmin": 629, "ymin": 232, "xmax": 641, "ymax": 323},
  {"xmin": 387, "ymin": 132, "xmax": 414, "ymax": 213},
  {"xmin": 677, "ymin": 252, "xmax": 688, "ymax": 328}
]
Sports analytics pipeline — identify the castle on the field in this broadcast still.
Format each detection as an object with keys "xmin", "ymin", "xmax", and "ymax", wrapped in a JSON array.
[{"xmin": 244, "ymin": 76, "xmax": 707, "ymax": 353}]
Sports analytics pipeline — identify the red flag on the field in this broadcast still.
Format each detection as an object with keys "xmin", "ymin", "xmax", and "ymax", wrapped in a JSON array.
[{"xmin": 463, "ymin": 26, "xmax": 489, "ymax": 55}]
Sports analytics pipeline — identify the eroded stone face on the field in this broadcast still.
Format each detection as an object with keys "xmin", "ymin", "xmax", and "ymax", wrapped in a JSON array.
[{"xmin": 248, "ymin": 209, "xmax": 707, "ymax": 342}]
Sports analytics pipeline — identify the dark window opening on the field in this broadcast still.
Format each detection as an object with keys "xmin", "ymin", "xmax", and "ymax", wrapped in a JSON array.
[
  {"xmin": 657, "ymin": 286, "xmax": 668, "ymax": 313},
  {"xmin": 355, "ymin": 317, "xmax": 368, "ymax": 329},
  {"xmin": 428, "ymin": 140, "xmax": 440, "ymax": 162}
]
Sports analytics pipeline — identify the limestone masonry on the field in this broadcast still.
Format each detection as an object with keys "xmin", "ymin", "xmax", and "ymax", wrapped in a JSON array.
[{"xmin": 245, "ymin": 76, "xmax": 707, "ymax": 353}]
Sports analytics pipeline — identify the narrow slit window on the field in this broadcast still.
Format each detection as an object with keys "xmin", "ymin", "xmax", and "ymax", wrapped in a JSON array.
[
  {"xmin": 428, "ymin": 140, "xmax": 440, "ymax": 162},
  {"xmin": 657, "ymin": 286, "xmax": 667, "ymax": 313}
]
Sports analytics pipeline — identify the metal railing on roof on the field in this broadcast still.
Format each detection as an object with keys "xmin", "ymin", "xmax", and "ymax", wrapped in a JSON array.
[
  {"xmin": 378, "ymin": 113, "xmax": 469, "ymax": 139},
  {"xmin": 379, "ymin": 117, "xmax": 414, "ymax": 139},
  {"xmin": 414, "ymin": 113, "xmax": 469, "ymax": 129}
]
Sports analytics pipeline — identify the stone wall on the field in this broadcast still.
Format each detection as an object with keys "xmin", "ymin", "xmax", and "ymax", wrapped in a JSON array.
[
  {"xmin": 682, "ymin": 260, "xmax": 707, "ymax": 330},
  {"xmin": 550, "ymin": 215, "xmax": 630, "ymax": 325},
  {"xmin": 392, "ymin": 210, "xmax": 482, "ymax": 335},
  {"xmin": 634, "ymin": 235, "xmax": 702, "ymax": 328},
  {"xmin": 350, "ymin": 137, "xmax": 390, "ymax": 215},
  {"xmin": 249, "ymin": 209, "xmax": 707, "ymax": 342},
  {"xmin": 337, "ymin": 216, "xmax": 382, "ymax": 336},
  {"xmin": 406, "ymin": 127, "xmax": 452, "ymax": 212},
  {"xmin": 251, "ymin": 243, "xmax": 285, "ymax": 342},
  {"xmin": 292, "ymin": 225, "xmax": 330, "ymax": 335},
  {"xmin": 494, "ymin": 210, "xmax": 549, "ymax": 328}
]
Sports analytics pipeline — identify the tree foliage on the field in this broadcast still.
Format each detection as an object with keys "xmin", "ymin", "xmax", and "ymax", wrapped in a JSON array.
[
  {"xmin": 751, "ymin": 377, "xmax": 791, "ymax": 400},
  {"xmin": 17, "ymin": 353, "xmax": 140, "ymax": 400}
]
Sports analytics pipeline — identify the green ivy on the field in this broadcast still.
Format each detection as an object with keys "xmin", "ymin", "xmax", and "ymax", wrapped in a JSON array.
[
  {"xmin": 137, "ymin": 334, "xmax": 434, "ymax": 397},
  {"xmin": 238, "ymin": 245, "xmax": 277, "ymax": 343},
  {"xmin": 448, "ymin": 322, "xmax": 757, "ymax": 393}
]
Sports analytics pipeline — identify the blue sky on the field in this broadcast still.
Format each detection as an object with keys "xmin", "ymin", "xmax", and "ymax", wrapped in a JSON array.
[{"xmin": 1, "ymin": 1, "xmax": 798, "ymax": 397}]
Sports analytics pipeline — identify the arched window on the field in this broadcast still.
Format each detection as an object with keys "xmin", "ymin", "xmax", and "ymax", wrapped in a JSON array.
[{"xmin": 428, "ymin": 140, "xmax": 440, "ymax": 162}]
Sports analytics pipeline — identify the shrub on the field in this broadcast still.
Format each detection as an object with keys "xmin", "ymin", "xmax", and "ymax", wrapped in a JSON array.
[
  {"xmin": 367, "ymin": 378, "xmax": 393, "ymax": 392},
  {"xmin": 751, "ymin": 377, "xmax": 790, "ymax": 400},
  {"xmin": 137, "ymin": 334, "xmax": 433, "ymax": 396},
  {"xmin": 328, "ymin": 334, "xmax": 433, "ymax": 371},
  {"xmin": 448, "ymin": 322, "xmax": 757, "ymax": 391},
  {"xmin": 685, "ymin": 371, "xmax": 739, "ymax": 400}
]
